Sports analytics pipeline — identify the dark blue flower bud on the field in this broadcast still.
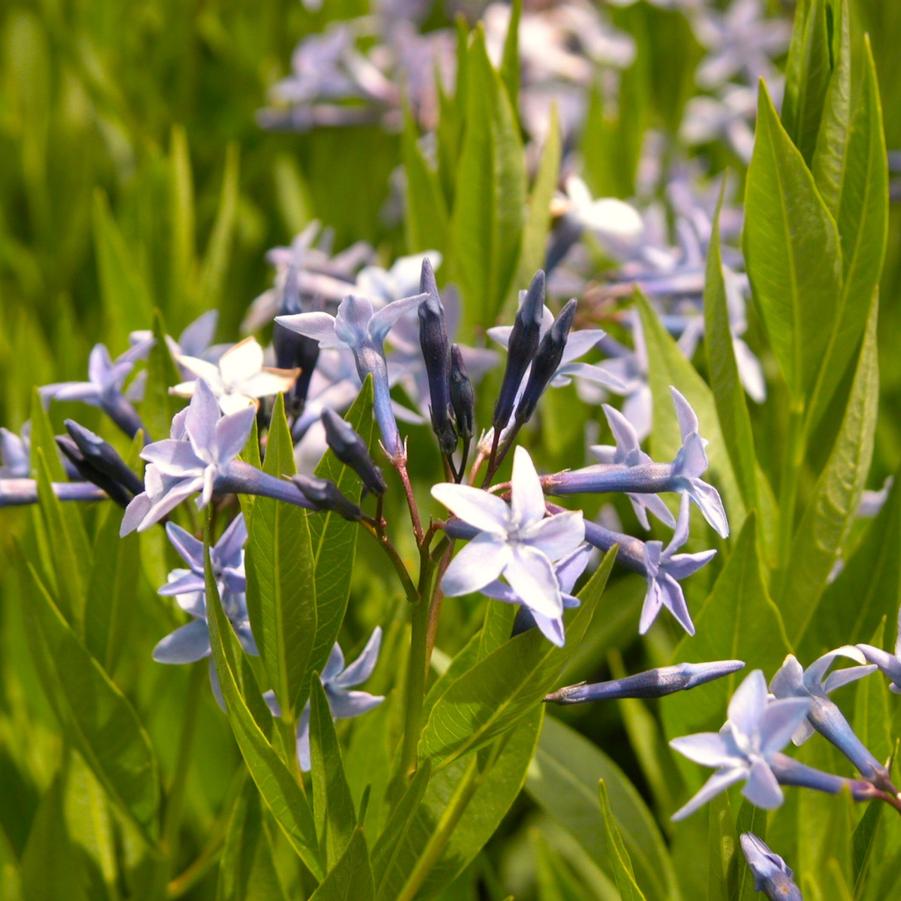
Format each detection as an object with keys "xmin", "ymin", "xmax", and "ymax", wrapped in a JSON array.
[
  {"xmin": 273, "ymin": 267, "xmax": 320, "ymax": 413},
  {"xmin": 493, "ymin": 270, "xmax": 545, "ymax": 431},
  {"xmin": 449, "ymin": 345, "xmax": 474, "ymax": 442},
  {"xmin": 65, "ymin": 420, "xmax": 144, "ymax": 495},
  {"xmin": 291, "ymin": 474, "xmax": 362, "ymax": 521},
  {"xmin": 56, "ymin": 435, "xmax": 132, "ymax": 507},
  {"xmin": 417, "ymin": 258, "xmax": 456, "ymax": 455},
  {"xmin": 515, "ymin": 298, "xmax": 577, "ymax": 426},
  {"xmin": 320, "ymin": 408, "xmax": 387, "ymax": 495}
]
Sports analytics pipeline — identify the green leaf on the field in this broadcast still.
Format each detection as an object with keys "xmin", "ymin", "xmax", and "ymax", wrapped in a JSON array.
[
  {"xmin": 805, "ymin": 468, "xmax": 899, "ymax": 656},
  {"xmin": 782, "ymin": 299, "xmax": 879, "ymax": 644},
  {"xmin": 499, "ymin": 0, "xmax": 521, "ymax": 114},
  {"xmin": 382, "ymin": 708, "xmax": 542, "ymax": 900},
  {"xmin": 309, "ymin": 829, "xmax": 374, "ymax": 901},
  {"xmin": 32, "ymin": 444, "xmax": 92, "ymax": 630},
  {"xmin": 807, "ymin": 36, "xmax": 888, "ymax": 432},
  {"xmin": 198, "ymin": 143, "xmax": 240, "ymax": 311},
  {"xmin": 598, "ymin": 780, "xmax": 646, "ymax": 901},
  {"xmin": 84, "ymin": 503, "xmax": 140, "ymax": 674},
  {"xmin": 743, "ymin": 83, "xmax": 842, "ymax": 401},
  {"xmin": 703, "ymin": 188, "xmax": 758, "ymax": 512},
  {"xmin": 246, "ymin": 394, "xmax": 317, "ymax": 716},
  {"xmin": 310, "ymin": 679, "xmax": 357, "ymax": 867},
  {"xmin": 401, "ymin": 107, "xmax": 448, "ymax": 255},
  {"xmin": 217, "ymin": 782, "xmax": 286, "ymax": 901},
  {"xmin": 418, "ymin": 549, "xmax": 616, "ymax": 765},
  {"xmin": 168, "ymin": 126, "xmax": 196, "ymax": 308},
  {"xmin": 781, "ymin": 0, "xmax": 832, "ymax": 163},
  {"xmin": 370, "ymin": 762, "xmax": 431, "ymax": 893},
  {"xmin": 526, "ymin": 716, "xmax": 677, "ymax": 901},
  {"xmin": 307, "ymin": 379, "xmax": 374, "ymax": 682},
  {"xmin": 636, "ymin": 294, "xmax": 745, "ymax": 530},
  {"xmin": 852, "ymin": 620, "xmax": 893, "ymax": 767},
  {"xmin": 21, "ymin": 562, "xmax": 160, "ymax": 842},
  {"xmin": 93, "ymin": 191, "xmax": 155, "ymax": 345},
  {"xmin": 662, "ymin": 516, "xmax": 789, "ymax": 744},
  {"xmin": 513, "ymin": 104, "xmax": 561, "ymax": 308},
  {"xmin": 204, "ymin": 525, "xmax": 324, "ymax": 880},
  {"xmin": 450, "ymin": 27, "xmax": 526, "ymax": 332},
  {"xmin": 142, "ymin": 311, "xmax": 182, "ymax": 444}
]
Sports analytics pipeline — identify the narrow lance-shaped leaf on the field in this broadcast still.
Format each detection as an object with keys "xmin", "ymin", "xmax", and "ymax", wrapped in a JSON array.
[
  {"xmin": 598, "ymin": 780, "xmax": 646, "ymax": 901},
  {"xmin": 783, "ymin": 297, "xmax": 879, "ymax": 644},
  {"xmin": 743, "ymin": 82, "xmax": 842, "ymax": 402},
  {"xmin": 418, "ymin": 549, "xmax": 616, "ymax": 765},
  {"xmin": 310, "ymin": 678, "xmax": 357, "ymax": 868},
  {"xmin": 807, "ymin": 35, "xmax": 888, "ymax": 432},
  {"xmin": 306, "ymin": 379, "xmax": 374, "ymax": 683},
  {"xmin": 636, "ymin": 293, "xmax": 745, "ymax": 530},
  {"xmin": 21, "ymin": 561, "xmax": 160, "ymax": 843},
  {"xmin": 703, "ymin": 186, "xmax": 758, "ymax": 512},
  {"xmin": 217, "ymin": 781, "xmax": 285, "ymax": 901},
  {"xmin": 781, "ymin": 0, "xmax": 832, "ymax": 164},
  {"xmin": 203, "ymin": 519, "xmax": 324, "ymax": 880},
  {"xmin": 309, "ymin": 829, "xmax": 374, "ymax": 901},
  {"xmin": 245, "ymin": 393, "xmax": 317, "ymax": 716},
  {"xmin": 401, "ymin": 107, "xmax": 448, "ymax": 255},
  {"xmin": 450, "ymin": 26, "xmax": 526, "ymax": 332}
]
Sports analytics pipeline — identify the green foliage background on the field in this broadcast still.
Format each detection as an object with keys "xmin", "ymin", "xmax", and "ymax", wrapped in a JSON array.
[{"xmin": 1, "ymin": 1, "xmax": 900, "ymax": 899}]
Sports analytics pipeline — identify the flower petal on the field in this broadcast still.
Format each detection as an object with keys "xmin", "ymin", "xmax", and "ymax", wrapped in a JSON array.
[
  {"xmin": 430, "ymin": 483, "xmax": 510, "ymax": 534},
  {"xmin": 671, "ymin": 767, "xmax": 746, "ymax": 821},
  {"xmin": 742, "ymin": 759, "xmax": 783, "ymax": 809},
  {"xmin": 504, "ymin": 545, "xmax": 562, "ymax": 620},
  {"xmin": 510, "ymin": 446, "xmax": 547, "ymax": 528},
  {"xmin": 442, "ymin": 533, "xmax": 511, "ymax": 596},
  {"xmin": 333, "ymin": 627, "xmax": 382, "ymax": 688},
  {"xmin": 152, "ymin": 620, "xmax": 211, "ymax": 664},
  {"xmin": 275, "ymin": 311, "xmax": 341, "ymax": 348},
  {"xmin": 758, "ymin": 699, "xmax": 812, "ymax": 756},
  {"xmin": 327, "ymin": 688, "xmax": 384, "ymax": 720},
  {"xmin": 669, "ymin": 732, "xmax": 735, "ymax": 768},
  {"xmin": 368, "ymin": 292, "xmax": 428, "ymax": 343},
  {"xmin": 166, "ymin": 522, "xmax": 204, "ymax": 569},
  {"xmin": 727, "ymin": 670, "xmax": 769, "ymax": 738},
  {"xmin": 214, "ymin": 407, "xmax": 256, "ymax": 463},
  {"xmin": 184, "ymin": 379, "xmax": 221, "ymax": 455},
  {"xmin": 219, "ymin": 337, "xmax": 265, "ymax": 385},
  {"xmin": 522, "ymin": 511, "xmax": 585, "ymax": 561}
]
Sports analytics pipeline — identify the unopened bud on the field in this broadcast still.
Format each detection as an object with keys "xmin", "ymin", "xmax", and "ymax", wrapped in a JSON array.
[
  {"xmin": 449, "ymin": 345, "xmax": 474, "ymax": 442},
  {"xmin": 418, "ymin": 259, "xmax": 456, "ymax": 455},
  {"xmin": 320, "ymin": 408, "xmax": 387, "ymax": 495},
  {"xmin": 291, "ymin": 474, "xmax": 362, "ymax": 521},
  {"xmin": 515, "ymin": 298, "xmax": 577, "ymax": 425},
  {"xmin": 493, "ymin": 270, "xmax": 545, "ymax": 431}
]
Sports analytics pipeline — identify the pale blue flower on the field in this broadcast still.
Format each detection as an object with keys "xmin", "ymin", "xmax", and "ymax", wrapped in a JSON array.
[
  {"xmin": 432, "ymin": 446, "xmax": 585, "ymax": 632},
  {"xmin": 41, "ymin": 342, "xmax": 151, "ymax": 440},
  {"xmin": 276, "ymin": 290, "xmax": 427, "ymax": 457},
  {"xmin": 265, "ymin": 628, "xmax": 384, "ymax": 771},
  {"xmin": 770, "ymin": 650, "xmax": 894, "ymax": 790},
  {"xmin": 152, "ymin": 514, "xmax": 255, "ymax": 667},
  {"xmin": 693, "ymin": 0, "xmax": 790, "ymax": 89},
  {"xmin": 483, "ymin": 545, "xmax": 592, "ymax": 648},
  {"xmin": 0, "ymin": 423, "xmax": 31, "ymax": 478},
  {"xmin": 857, "ymin": 605, "xmax": 901, "ymax": 694},
  {"xmin": 739, "ymin": 833, "xmax": 802, "ymax": 901},
  {"xmin": 546, "ymin": 659, "xmax": 745, "ymax": 704},
  {"xmin": 158, "ymin": 515, "xmax": 247, "ymax": 601},
  {"xmin": 669, "ymin": 670, "xmax": 812, "ymax": 820},
  {"xmin": 121, "ymin": 379, "xmax": 311, "ymax": 535},
  {"xmin": 550, "ymin": 387, "xmax": 729, "ymax": 538},
  {"xmin": 582, "ymin": 495, "xmax": 716, "ymax": 635}
]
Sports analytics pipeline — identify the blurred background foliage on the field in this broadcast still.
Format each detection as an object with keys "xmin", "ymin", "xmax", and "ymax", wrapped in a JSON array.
[{"xmin": 1, "ymin": 1, "xmax": 900, "ymax": 898}]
